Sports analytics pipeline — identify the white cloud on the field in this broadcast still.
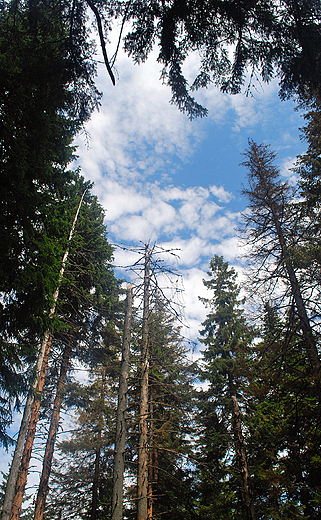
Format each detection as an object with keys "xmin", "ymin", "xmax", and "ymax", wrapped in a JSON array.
[
  {"xmin": 211, "ymin": 236, "xmax": 243, "ymax": 262},
  {"xmin": 280, "ymin": 156, "xmax": 299, "ymax": 185},
  {"xmin": 209, "ymin": 185, "xmax": 234, "ymax": 203},
  {"xmin": 74, "ymin": 32, "xmax": 300, "ymax": 347}
]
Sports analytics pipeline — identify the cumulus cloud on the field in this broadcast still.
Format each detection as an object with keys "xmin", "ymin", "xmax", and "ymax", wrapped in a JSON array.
[{"xmin": 73, "ymin": 35, "xmax": 302, "ymax": 344}]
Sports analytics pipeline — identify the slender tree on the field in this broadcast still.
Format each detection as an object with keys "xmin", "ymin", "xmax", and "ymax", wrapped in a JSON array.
[
  {"xmin": 245, "ymin": 304, "xmax": 321, "ymax": 519},
  {"xmin": 241, "ymin": 141, "xmax": 320, "ymax": 372},
  {"xmin": 9, "ymin": 338, "xmax": 52, "ymax": 520},
  {"xmin": 144, "ymin": 301, "xmax": 196, "ymax": 520},
  {"xmin": 30, "ymin": 191, "xmax": 118, "ymax": 520},
  {"xmin": 2, "ymin": 188, "xmax": 88, "ymax": 520},
  {"xmin": 44, "ymin": 365, "xmax": 118, "ymax": 520}
]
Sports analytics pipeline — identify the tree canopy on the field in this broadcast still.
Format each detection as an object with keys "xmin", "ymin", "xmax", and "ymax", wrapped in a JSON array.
[{"xmin": 3, "ymin": 0, "xmax": 321, "ymax": 121}]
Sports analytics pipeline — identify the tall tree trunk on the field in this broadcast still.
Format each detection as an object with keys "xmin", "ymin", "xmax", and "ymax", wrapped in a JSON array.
[
  {"xmin": 147, "ymin": 386, "xmax": 155, "ymax": 520},
  {"xmin": 1, "ymin": 332, "xmax": 51, "ymax": 520},
  {"xmin": 1, "ymin": 189, "xmax": 87, "ymax": 520},
  {"xmin": 33, "ymin": 341, "xmax": 72, "ymax": 520},
  {"xmin": 231, "ymin": 395, "xmax": 255, "ymax": 520},
  {"xmin": 112, "ymin": 284, "xmax": 133, "ymax": 520},
  {"xmin": 137, "ymin": 246, "xmax": 151, "ymax": 520},
  {"xmin": 10, "ymin": 338, "xmax": 52, "ymax": 520}
]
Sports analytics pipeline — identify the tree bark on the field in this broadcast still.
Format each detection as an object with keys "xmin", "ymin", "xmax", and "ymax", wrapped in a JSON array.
[
  {"xmin": 33, "ymin": 341, "xmax": 72, "ymax": 520},
  {"xmin": 112, "ymin": 284, "xmax": 133, "ymax": 520},
  {"xmin": 1, "ymin": 189, "xmax": 87, "ymax": 520},
  {"xmin": 10, "ymin": 338, "xmax": 52, "ymax": 520},
  {"xmin": 1, "ymin": 332, "xmax": 52, "ymax": 520},
  {"xmin": 147, "ymin": 386, "xmax": 156, "ymax": 520},
  {"xmin": 231, "ymin": 395, "xmax": 255, "ymax": 520},
  {"xmin": 90, "ymin": 427, "xmax": 102, "ymax": 520},
  {"xmin": 137, "ymin": 246, "xmax": 151, "ymax": 520}
]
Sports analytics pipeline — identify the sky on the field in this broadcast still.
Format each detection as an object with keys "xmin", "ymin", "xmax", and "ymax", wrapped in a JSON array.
[
  {"xmin": 0, "ymin": 20, "xmax": 308, "ymax": 496},
  {"xmin": 75, "ymin": 33, "xmax": 306, "ymax": 344}
]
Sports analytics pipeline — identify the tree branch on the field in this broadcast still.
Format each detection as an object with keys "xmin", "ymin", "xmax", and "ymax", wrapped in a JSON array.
[{"xmin": 86, "ymin": 0, "xmax": 115, "ymax": 86}]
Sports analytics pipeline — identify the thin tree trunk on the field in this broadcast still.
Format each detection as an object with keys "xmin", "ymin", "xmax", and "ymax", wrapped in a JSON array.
[
  {"xmin": 33, "ymin": 341, "xmax": 72, "ymax": 520},
  {"xmin": 147, "ymin": 386, "xmax": 154, "ymax": 520},
  {"xmin": 90, "ymin": 371, "xmax": 106, "ymax": 520},
  {"xmin": 231, "ymin": 395, "xmax": 255, "ymax": 520},
  {"xmin": 90, "ymin": 427, "xmax": 102, "ymax": 520},
  {"xmin": 112, "ymin": 283, "xmax": 133, "ymax": 520},
  {"xmin": 1, "ymin": 189, "xmax": 87, "ymax": 520},
  {"xmin": 10, "ymin": 337, "xmax": 52, "ymax": 520},
  {"xmin": 137, "ymin": 246, "xmax": 151, "ymax": 520}
]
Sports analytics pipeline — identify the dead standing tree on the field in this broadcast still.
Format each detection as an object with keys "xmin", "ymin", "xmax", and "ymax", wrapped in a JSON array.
[
  {"xmin": 137, "ymin": 245, "xmax": 151, "ymax": 520},
  {"xmin": 111, "ymin": 242, "xmax": 183, "ymax": 520}
]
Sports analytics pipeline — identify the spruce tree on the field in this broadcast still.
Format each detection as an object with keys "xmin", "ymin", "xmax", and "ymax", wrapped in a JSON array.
[
  {"xmin": 45, "ymin": 366, "xmax": 118, "ymax": 520},
  {"xmin": 245, "ymin": 304, "xmax": 321, "ymax": 519},
  {"xmin": 144, "ymin": 301, "xmax": 197, "ymax": 520},
  {"xmin": 197, "ymin": 255, "xmax": 255, "ymax": 520},
  {"xmin": 0, "ymin": 0, "xmax": 101, "ymax": 445}
]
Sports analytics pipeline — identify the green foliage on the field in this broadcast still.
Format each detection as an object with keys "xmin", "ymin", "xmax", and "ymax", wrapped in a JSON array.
[
  {"xmin": 241, "ymin": 140, "xmax": 321, "ymax": 339},
  {"xmin": 197, "ymin": 256, "xmax": 255, "ymax": 519},
  {"xmin": 145, "ymin": 303, "xmax": 197, "ymax": 520},
  {"xmin": 292, "ymin": 95, "xmax": 321, "ymax": 288},
  {"xmin": 0, "ymin": 0, "xmax": 101, "ymax": 446},
  {"xmin": 245, "ymin": 305, "xmax": 321, "ymax": 519},
  {"xmin": 123, "ymin": 0, "xmax": 321, "ymax": 118}
]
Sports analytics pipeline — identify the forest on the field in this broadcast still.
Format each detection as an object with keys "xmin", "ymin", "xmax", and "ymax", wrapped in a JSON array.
[{"xmin": 0, "ymin": 0, "xmax": 321, "ymax": 519}]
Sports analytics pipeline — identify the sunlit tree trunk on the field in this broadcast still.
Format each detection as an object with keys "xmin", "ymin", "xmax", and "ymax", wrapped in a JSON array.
[
  {"xmin": 147, "ymin": 386, "xmax": 156, "ymax": 520},
  {"xmin": 10, "ymin": 337, "xmax": 52, "ymax": 520},
  {"xmin": 137, "ymin": 246, "xmax": 151, "ymax": 520},
  {"xmin": 33, "ymin": 341, "xmax": 72, "ymax": 520}
]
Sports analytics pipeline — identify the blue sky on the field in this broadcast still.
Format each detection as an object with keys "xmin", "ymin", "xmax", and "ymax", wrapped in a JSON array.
[
  {"xmin": 75, "ymin": 38, "xmax": 306, "ymax": 341},
  {"xmin": 0, "ymin": 24, "xmax": 309, "ymax": 494}
]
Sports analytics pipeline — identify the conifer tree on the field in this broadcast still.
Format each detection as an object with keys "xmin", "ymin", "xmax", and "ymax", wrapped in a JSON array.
[
  {"xmin": 292, "ymin": 94, "xmax": 321, "ymax": 287},
  {"xmin": 245, "ymin": 304, "xmax": 321, "ymax": 519},
  {"xmin": 30, "ymin": 190, "xmax": 119, "ymax": 520},
  {"xmin": 143, "ymin": 301, "xmax": 196, "ymax": 520},
  {"xmin": 44, "ymin": 364, "xmax": 118, "ymax": 520},
  {"xmin": 197, "ymin": 255, "xmax": 255, "ymax": 520},
  {"xmin": 112, "ymin": 284, "xmax": 133, "ymax": 520},
  {"xmin": 241, "ymin": 141, "xmax": 320, "ymax": 372},
  {"xmin": 0, "ymin": 0, "xmax": 101, "ymax": 445}
]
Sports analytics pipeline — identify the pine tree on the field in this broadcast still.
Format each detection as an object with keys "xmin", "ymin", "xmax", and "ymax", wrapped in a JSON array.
[
  {"xmin": 30, "ymin": 190, "xmax": 120, "ymax": 520},
  {"xmin": 0, "ymin": 0, "xmax": 101, "ymax": 446},
  {"xmin": 112, "ymin": 284, "xmax": 133, "ymax": 520},
  {"xmin": 292, "ymin": 94, "xmax": 321, "ymax": 289},
  {"xmin": 144, "ymin": 301, "xmax": 197, "ymax": 520}
]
